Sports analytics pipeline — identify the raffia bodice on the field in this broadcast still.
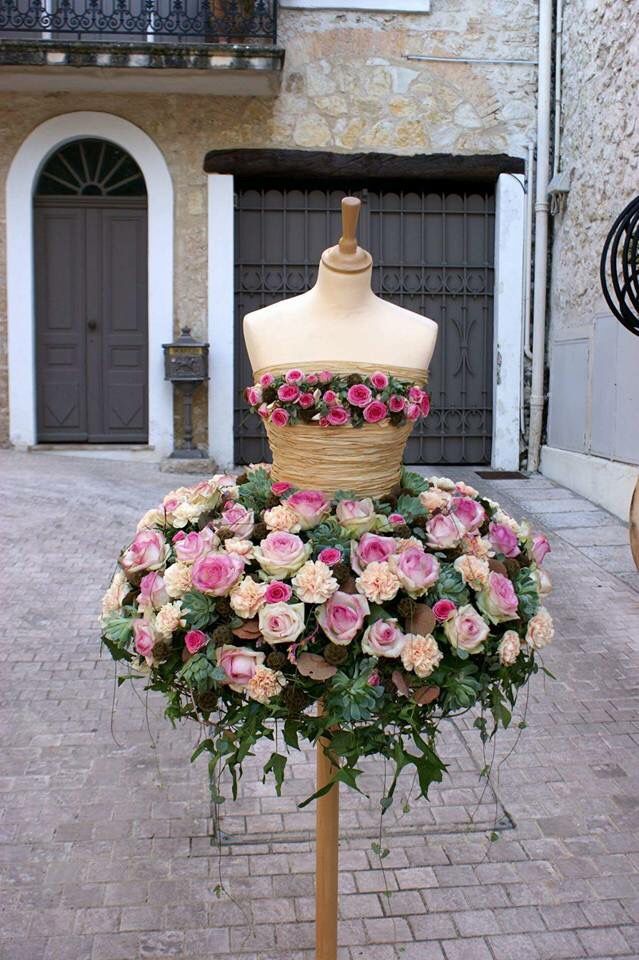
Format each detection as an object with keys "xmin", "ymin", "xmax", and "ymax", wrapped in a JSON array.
[{"xmin": 253, "ymin": 361, "xmax": 428, "ymax": 498}]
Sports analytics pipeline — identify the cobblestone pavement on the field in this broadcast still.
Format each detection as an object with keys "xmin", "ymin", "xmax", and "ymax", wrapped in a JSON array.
[{"xmin": 1, "ymin": 450, "xmax": 638, "ymax": 960}]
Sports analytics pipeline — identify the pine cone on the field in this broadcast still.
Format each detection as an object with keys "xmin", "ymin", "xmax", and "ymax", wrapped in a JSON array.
[
  {"xmin": 324, "ymin": 643, "xmax": 348, "ymax": 665},
  {"xmin": 347, "ymin": 373, "xmax": 362, "ymax": 386},
  {"xmin": 333, "ymin": 562, "xmax": 351, "ymax": 585},
  {"xmin": 281, "ymin": 685, "xmax": 310, "ymax": 714},
  {"xmin": 235, "ymin": 472, "xmax": 248, "ymax": 485},
  {"xmin": 195, "ymin": 690, "xmax": 218, "ymax": 712},
  {"xmin": 262, "ymin": 386, "xmax": 277, "ymax": 403},
  {"xmin": 390, "ymin": 411, "xmax": 405, "ymax": 426},
  {"xmin": 299, "ymin": 406, "xmax": 316, "ymax": 423},
  {"xmin": 397, "ymin": 597, "xmax": 414, "ymax": 620},
  {"xmin": 253, "ymin": 522, "xmax": 268, "ymax": 541},
  {"xmin": 212, "ymin": 624, "xmax": 233, "ymax": 646},
  {"xmin": 412, "ymin": 515, "xmax": 428, "ymax": 530},
  {"xmin": 266, "ymin": 651, "xmax": 287, "ymax": 670},
  {"xmin": 265, "ymin": 494, "xmax": 280, "ymax": 509},
  {"xmin": 215, "ymin": 597, "xmax": 232, "ymax": 617},
  {"xmin": 152, "ymin": 641, "xmax": 171, "ymax": 662},
  {"xmin": 382, "ymin": 494, "xmax": 398, "ymax": 510},
  {"xmin": 393, "ymin": 524, "xmax": 412, "ymax": 538}
]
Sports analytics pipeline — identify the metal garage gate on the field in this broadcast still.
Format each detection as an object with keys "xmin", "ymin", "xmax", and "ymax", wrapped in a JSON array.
[{"xmin": 234, "ymin": 182, "xmax": 495, "ymax": 466}]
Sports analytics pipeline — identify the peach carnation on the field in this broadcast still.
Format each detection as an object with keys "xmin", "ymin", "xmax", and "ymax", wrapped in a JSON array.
[
  {"xmin": 462, "ymin": 535, "xmax": 493, "ymax": 559},
  {"xmin": 456, "ymin": 481, "xmax": 479, "ymax": 497},
  {"xmin": 419, "ymin": 489, "xmax": 452, "ymax": 513},
  {"xmin": 525, "ymin": 607, "xmax": 554, "ymax": 650},
  {"xmin": 454, "ymin": 555, "xmax": 490, "ymax": 589},
  {"xmin": 263, "ymin": 503, "xmax": 302, "ymax": 532},
  {"xmin": 230, "ymin": 577, "xmax": 268, "ymax": 619},
  {"xmin": 224, "ymin": 537, "xmax": 255, "ymax": 561},
  {"xmin": 101, "ymin": 570, "xmax": 129, "ymax": 619},
  {"xmin": 498, "ymin": 630, "xmax": 521, "ymax": 666},
  {"xmin": 493, "ymin": 509, "xmax": 522, "ymax": 536},
  {"xmin": 154, "ymin": 601, "xmax": 185, "ymax": 640},
  {"xmin": 400, "ymin": 633, "xmax": 443, "ymax": 678},
  {"xmin": 246, "ymin": 666, "xmax": 288, "ymax": 704},
  {"xmin": 356, "ymin": 561, "xmax": 400, "ymax": 603},
  {"xmin": 292, "ymin": 560, "xmax": 339, "ymax": 604},
  {"xmin": 163, "ymin": 562, "xmax": 193, "ymax": 599},
  {"xmin": 395, "ymin": 536, "xmax": 425, "ymax": 554}
]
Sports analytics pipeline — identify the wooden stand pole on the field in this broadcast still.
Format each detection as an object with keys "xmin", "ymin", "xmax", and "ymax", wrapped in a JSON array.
[{"xmin": 315, "ymin": 711, "xmax": 339, "ymax": 960}]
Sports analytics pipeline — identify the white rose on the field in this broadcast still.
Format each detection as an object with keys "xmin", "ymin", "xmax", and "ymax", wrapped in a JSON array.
[{"xmin": 258, "ymin": 602, "xmax": 306, "ymax": 646}]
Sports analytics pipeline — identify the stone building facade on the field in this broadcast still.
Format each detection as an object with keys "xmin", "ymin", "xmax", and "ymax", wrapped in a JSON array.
[
  {"xmin": 0, "ymin": 0, "xmax": 538, "ymax": 469},
  {"xmin": 542, "ymin": 0, "xmax": 639, "ymax": 518}
]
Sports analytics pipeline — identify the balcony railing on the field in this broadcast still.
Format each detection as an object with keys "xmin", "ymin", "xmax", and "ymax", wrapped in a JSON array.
[{"xmin": 0, "ymin": 0, "xmax": 277, "ymax": 45}]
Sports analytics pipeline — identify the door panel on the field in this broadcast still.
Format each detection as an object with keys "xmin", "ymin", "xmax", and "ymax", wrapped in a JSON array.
[
  {"xmin": 35, "ymin": 200, "xmax": 148, "ymax": 443},
  {"xmin": 234, "ymin": 182, "xmax": 494, "ymax": 466},
  {"xmin": 35, "ymin": 206, "xmax": 88, "ymax": 441}
]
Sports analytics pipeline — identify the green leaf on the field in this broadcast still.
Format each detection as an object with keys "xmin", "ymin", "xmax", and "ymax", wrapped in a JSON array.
[
  {"xmin": 181, "ymin": 592, "xmax": 217, "ymax": 630},
  {"xmin": 435, "ymin": 564, "xmax": 470, "ymax": 605},
  {"xmin": 237, "ymin": 466, "xmax": 273, "ymax": 511},
  {"xmin": 101, "ymin": 635, "xmax": 133, "ymax": 661},
  {"xmin": 399, "ymin": 468, "xmax": 429, "ymax": 495},
  {"xmin": 191, "ymin": 737, "xmax": 215, "ymax": 762},
  {"xmin": 263, "ymin": 752, "xmax": 288, "ymax": 796},
  {"xmin": 102, "ymin": 614, "xmax": 134, "ymax": 647},
  {"xmin": 179, "ymin": 653, "xmax": 220, "ymax": 693},
  {"xmin": 333, "ymin": 489, "xmax": 359, "ymax": 502},
  {"xmin": 396, "ymin": 494, "xmax": 425, "ymax": 522}
]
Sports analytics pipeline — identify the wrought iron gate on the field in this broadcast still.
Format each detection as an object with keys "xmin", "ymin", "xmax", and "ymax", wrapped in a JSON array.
[{"xmin": 234, "ymin": 182, "xmax": 495, "ymax": 465}]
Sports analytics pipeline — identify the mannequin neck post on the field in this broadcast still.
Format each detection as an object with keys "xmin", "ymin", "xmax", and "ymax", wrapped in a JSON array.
[{"xmin": 312, "ymin": 259, "xmax": 376, "ymax": 311}]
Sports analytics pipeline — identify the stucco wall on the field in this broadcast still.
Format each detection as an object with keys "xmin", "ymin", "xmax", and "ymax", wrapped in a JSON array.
[
  {"xmin": 547, "ymin": 0, "xmax": 639, "ymax": 463},
  {"xmin": 0, "ymin": 0, "xmax": 539, "ymax": 450}
]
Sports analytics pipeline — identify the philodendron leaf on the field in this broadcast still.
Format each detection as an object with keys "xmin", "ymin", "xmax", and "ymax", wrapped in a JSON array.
[{"xmin": 263, "ymin": 752, "xmax": 287, "ymax": 796}]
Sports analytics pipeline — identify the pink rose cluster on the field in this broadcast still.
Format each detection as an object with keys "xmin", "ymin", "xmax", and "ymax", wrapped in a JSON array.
[{"xmin": 245, "ymin": 369, "xmax": 431, "ymax": 430}]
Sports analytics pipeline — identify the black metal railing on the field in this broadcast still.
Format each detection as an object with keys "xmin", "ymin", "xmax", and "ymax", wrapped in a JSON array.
[{"xmin": 0, "ymin": 0, "xmax": 277, "ymax": 44}]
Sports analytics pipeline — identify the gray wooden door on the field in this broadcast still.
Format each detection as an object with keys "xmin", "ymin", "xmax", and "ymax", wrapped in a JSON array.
[
  {"xmin": 234, "ymin": 183, "xmax": 494, "ymax": 465},
  {"xmin": 35, "ymin": 198, "xmax": 148, "ymax": 443}
]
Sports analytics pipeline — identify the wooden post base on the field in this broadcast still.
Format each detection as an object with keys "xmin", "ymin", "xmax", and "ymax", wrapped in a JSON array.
[{"xmin": 315, "ymin": 724, "xmax": 339, "ymax": 959}]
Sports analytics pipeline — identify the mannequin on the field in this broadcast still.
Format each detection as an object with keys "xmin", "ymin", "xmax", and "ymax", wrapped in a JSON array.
[{"xmin": 244, "ymin": 197, "xmax": 438, "ymax": 376}]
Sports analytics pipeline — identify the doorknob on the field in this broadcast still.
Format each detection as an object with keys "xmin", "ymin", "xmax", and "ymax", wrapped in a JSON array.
[{"xmin": 87, "ymin": 320, "xmax": 97, "ymax": 331}]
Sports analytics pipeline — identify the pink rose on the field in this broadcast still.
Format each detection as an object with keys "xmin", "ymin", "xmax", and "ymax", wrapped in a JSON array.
[
  {"xmin": 370, "ymin": 371, "xmax": 389, "ymax": 390},
  {"xmin": 346, "ymin": 383, "xmax": 373, "ymax": 407},
  {"xmin": 318, "ymin": 370, "xmax": 333, "ymax": 383},
  {"xmin": 409, "ymin": 386, "xmax": 423, "ymax": 403},
  {"xmin": 285, "ymin": 368, "xmax": 304, "ymax": 383},
  {"xmin": 306, "ymin": 374, "xmax": 319, "ymax": 385},
  {"xmin": 257, "ymin": 403, "xmax": 269, "ymax": 420},
  {"xmin": 271, "ymin": 408, "xmax": 290, "ymax": 427},
  {"xmin": 254, "ymin": 531, "xmax": 311, "ymax": 577},
  {"xmin": 191, "ymin": 552, "xmax": 244, "ymax": 596},
  {"xmin": 184, "ymin": 629, "xmax": 208, "ymax": 655},
  {"xmin": 318, "ymin": 547, "xmax": 342, "ymax": 566},
  {"xmin": 336, "ymin": 497, "xmax": 376, "ymax": 535},
  {"xmin": 444, "ymin": 604, "xmax": 490, "ymax": 654},
  {"xmin": 323, "ymin": 390, "xmax": 338, "ymax": 406},
  {"xmin": 121, "ymin": 530, "xmax": 167, "ymax": 574},
  {"xmin": 489, "ymin": 522, "xmax": 520, "ymax": 558},
  {"xmin": 389, "ymin": 513, "xmax": 406, "ymax": 525},
  {"xmin": 351, "ymin": 532, "xmax": 397, "ymax": 574},
  {"xmin": 406, "ymin": 402, "xmax": 421, "ymax": 421},
  {"xmin": 420, "ymin": 393, "xmax": 431, "ymax": 417},
  {"xmin": 264, "ymin": 580, "xmax": 293, "ymax": 603},
  {"xmin": 389, "ymin": 547, "xmax": 440, "ymax": 598},
  {"xmin": 530, "ymin": 533, "xmax": 551, "ymax": 565},
  {"xmin": 259, "ymin": 373, "xmax": 275, "ymax": 387},
  {"xmin": 477, "ymin": 571, "xmax": 519, "ymax": 624},
  {"xmin": 361, "ymin": 618, "xmax": 406, "ymax": 658},
  {"xmin": 326, "ymin": 407, "xmax": 350, "ymax": 426},
  {"xmin": 246, "ymin": 386, "xmax": 262, "ymax": 406},
  {"xmin": 433, "ymin": 598, "xmax": 457, "ymax": 621},
  {"xmin": 277, "ymin": 383, "xmax": 299, "ymax": 402},
  {"xmin": 452, "ymin": 496, "xmax": 486, "ymax": 533},
  {"xmin": 389, "ymin": 395, "xmax": 405, "ymax": 413},
  {"xmin": 173, "ymin": 527, "xmax": 218, "ymax": 565},
  {"xmin": 426, "ymin": 514, "xmax": 464, "ymax": 550},
  {"xmin": 298, "ymin": 392, "xmax": 315, "ymax": 409},
  {"xmin": 317, "ymin": 590, "xmax": 370, "ymax": 645},
  {"xmin": 363, "ymin": 400, "xmax": 388, "ymax": 423},
  {"xmin": 258, "ymin": 602, "xmax": 305, "ymax": 646},
  {"xmin": 217, "ymin": 644, "xmax": 265, "ymax": 691},
  {"xmin": 137, "ymin": 572, "xmax": 168, "ymax": 611},
  {"xmin": 216, "ymin": 502, "xmax": 254, "ymax": 539},
  {"xmin": 287, "ymin": 490, "xmax": 330, "ymax": 529},
  {"xmin": 133, "ymin": 619, "xmax": 155, "ymax": 657},
  {"xmin": 271, "ymin": 481, "xmax": 292, "ymax": 496}
]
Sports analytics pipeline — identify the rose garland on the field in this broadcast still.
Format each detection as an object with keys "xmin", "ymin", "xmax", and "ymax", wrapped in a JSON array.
[
  {"xmin": 101, "ymin": 467, "xmax": 554, "ymax": 808},
  {"xmin": 245, "ymin": 368, "xmax": 430, "ymax": 428}
]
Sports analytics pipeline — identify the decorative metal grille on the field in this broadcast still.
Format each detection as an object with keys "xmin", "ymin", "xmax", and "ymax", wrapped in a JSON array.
[
  {"xmin": 0, "ymin": 0, "xmax": 276, "ymax": 44},
  {"xmin": 36, "ymin": 139, "xmax": 147, "ymax": 197},
  {"xmin": 234, "ymin": 183, "xmax": 495, "ymax": 466},
  {"xmin": 600, "ymin": 194, "xmax": 639, "ymax": 338}
]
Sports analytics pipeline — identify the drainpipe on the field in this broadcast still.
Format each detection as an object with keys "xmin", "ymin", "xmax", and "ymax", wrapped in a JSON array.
[{"xmin": 527, "ymin": 0, "xmax": 554, "ymax": 472}]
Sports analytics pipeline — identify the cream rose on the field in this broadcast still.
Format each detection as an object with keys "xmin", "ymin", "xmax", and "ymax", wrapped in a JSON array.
[
  {"xmin": 230, "ymin": 577, "xmax": 268, "ymax": 619},
  {"xmin": 173, "ymin": 527, "xmax": 219, "ymax": 565},
  {"xmin": 316, "ymin": 591, "xmax": 370, "ymax": 645},
  {"xmin": 336, "ymin": 498, "xmax": 377, "ymax": 535},
  {"xmin": 136, "ymin": 507, "xmax": 166, "ymax": 531},
  {"xmin": 253, "ymin": 531, "xmax": 311, "ymax": 578},
  {"xmin": 356, "ymin": 561, "xmax": 401, "ymax": 603},
  {"xmin": 217, "ymin": 644, "xmax": 265, "ymax": 692},
  {"xmin": 292, "ymin": 560, "xmax": 339, "ymax": 604},
  {"xmin": 361, "ymin": 619, "xmax": 406, "ymax": 659},
  {"xmin": 388, "ymin": 547, "xmax": 439, "ymax": 598},
  {"xmin": 401, "ymin": 633, "xmax": 443, "ymax": 678},
  {"xmin": 525, "ymin": 607, "xmax": 554, "ymax": 650},
  {"xmin": 121, "ymin": 530, "xmax": 168, "ymax": 575},
  {"xmin": 476, "ymin": 571, "xmax": 519, "ymax": 624},
  {"xmin": 498, "ymin": 630, "xmax": 521, "ymax": 666},
  {"xmin": 444, "ymin": 604, "xmax": 490, "ymax": 654},
  {"xmin": 258, "ymin": 602, "xmax": 306, "ymax": 645}
]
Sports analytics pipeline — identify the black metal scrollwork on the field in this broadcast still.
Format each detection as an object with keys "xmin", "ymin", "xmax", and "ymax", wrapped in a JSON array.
[{"xmin": 600, "ymin": 195, "xmax": 639, "ymax": 338}]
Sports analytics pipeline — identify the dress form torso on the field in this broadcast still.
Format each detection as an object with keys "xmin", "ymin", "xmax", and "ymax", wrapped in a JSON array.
[{"xmin": 243, "ymin": 197, "xmax": 438, "ymax": 377}]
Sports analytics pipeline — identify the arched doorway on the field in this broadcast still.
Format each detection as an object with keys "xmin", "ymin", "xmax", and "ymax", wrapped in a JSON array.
[{"xmin": 34, "ymin": 137, "xmax": 149, "ymax": 443}]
